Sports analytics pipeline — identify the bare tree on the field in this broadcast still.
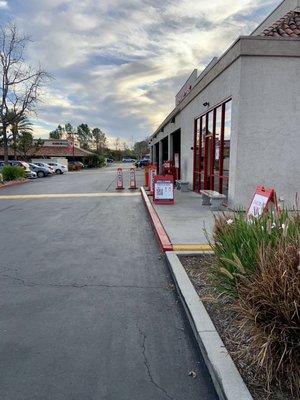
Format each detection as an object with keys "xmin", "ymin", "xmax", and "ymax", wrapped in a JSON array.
[
  {"xmin": 114, "ymin": 137, "xmax": 120, "ymax": 151},
  {"xmin": 0, "ymin": 24, "xmax": 50, "ymax": 162}
]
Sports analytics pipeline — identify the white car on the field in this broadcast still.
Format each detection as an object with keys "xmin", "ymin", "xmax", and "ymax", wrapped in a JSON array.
[
  {"xmin": 33, "ymin": 162, "xmax": 56, "ymax": 174},
  {"xmin": 46, "ymin": 162, "xmax": 68, "ymax": 174}
]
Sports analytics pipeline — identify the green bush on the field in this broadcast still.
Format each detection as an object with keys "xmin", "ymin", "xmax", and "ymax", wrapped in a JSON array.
[
  {"xmin": 210, "ymin": 210, "xmax": 300, "ymax": 297},
  {"xmin": 84, "ymin": 154, "xmax": 105, "ymax": 168},
  {"xmin": 1, "ymin": 165, "xmax": 26, "ymax": 181}
]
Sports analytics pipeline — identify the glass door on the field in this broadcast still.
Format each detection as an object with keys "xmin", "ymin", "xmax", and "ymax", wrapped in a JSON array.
[{"xmin": 193, "ymin": 99, "xmax": 232, "ymax": 196}]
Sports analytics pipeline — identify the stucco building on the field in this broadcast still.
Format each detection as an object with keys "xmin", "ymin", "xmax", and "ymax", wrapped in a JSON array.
[{"xmin": 149, "ymin": 0, "xmax": 300, "ymax": 208}]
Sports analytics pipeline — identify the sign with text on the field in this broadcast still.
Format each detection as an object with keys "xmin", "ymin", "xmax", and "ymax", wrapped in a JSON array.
[
  {"xmin": 154, "ymin": 175, "xmax": 174, "ymax": 205},
  {"xmin": 247, "ymin": 186, "xmax": 278, "ymax": 218}
]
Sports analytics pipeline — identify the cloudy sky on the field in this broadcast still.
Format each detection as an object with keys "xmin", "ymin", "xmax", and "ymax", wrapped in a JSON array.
[{"xmin": 0, "ymin": 0, "xmax": 281, "ymax": 146}]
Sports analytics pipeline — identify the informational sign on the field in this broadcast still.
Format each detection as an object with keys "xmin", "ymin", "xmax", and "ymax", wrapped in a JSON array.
[
  {"xmin": 153, "ymin": 175, "xmax": 174, "ymax": 205},
  {"xmin": 247, "ymin": 186, "xmax": 278, "ymax": 218}
]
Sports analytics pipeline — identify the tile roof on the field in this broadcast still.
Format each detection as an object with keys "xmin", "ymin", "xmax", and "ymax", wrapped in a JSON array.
[
  {"xmin": 260, "ymin": 11, "xmax": 300, "ymax": 38},
  {"xmin": 0, "ymin": 146, "xmax": 93, "ymax": 158}
]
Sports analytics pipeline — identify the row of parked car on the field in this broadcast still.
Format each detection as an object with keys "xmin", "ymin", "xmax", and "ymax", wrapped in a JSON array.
[{"xmin": 0, "ymin": 160, "xmax": 68, "ymax": 179}]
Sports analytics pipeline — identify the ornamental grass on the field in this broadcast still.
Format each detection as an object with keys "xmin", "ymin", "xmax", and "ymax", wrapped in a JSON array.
[
  {"xmin": 236, "ymin": 238, "xmax": 300, "ymax": 397},
  {"xmin": 209, "ymin": 209, "xmax": 300, "ymax": 397},
  {"xmin": 210, "ymin": 210, "xmax": 299, "ymax": 298}
]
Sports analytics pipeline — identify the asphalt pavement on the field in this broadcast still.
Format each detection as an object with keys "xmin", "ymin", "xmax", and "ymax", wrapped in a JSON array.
[{"xmin": 0, "ymin": 165, "xmax": 218, "ymax": 400}]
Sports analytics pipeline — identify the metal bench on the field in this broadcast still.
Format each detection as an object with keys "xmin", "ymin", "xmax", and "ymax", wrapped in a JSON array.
[{"xmin": 200, "ymin": 190, "xmax": 226, "ymax": 211}]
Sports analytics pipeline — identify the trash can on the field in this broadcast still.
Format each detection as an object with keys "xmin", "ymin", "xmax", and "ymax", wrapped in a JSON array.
[{"xmin": 180, "ymin": 181, "xmax": 189, "ymax": 192}]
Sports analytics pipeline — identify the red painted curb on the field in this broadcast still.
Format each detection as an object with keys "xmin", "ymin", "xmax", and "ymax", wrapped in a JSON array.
[
  {"xmin": 140, "ymin": 186, "xmax": 173, "ymax": 252},
  {"xmin": 0, "ymin": 179, "xmax": 30, "ymax": 190}
]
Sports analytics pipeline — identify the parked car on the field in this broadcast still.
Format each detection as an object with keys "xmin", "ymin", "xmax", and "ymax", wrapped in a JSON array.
[
  {"xmin": 135, "ymin": 159, "xmax": 150, "ymax": 168},
  {"xmin": 122, "ymin": 157, "xmax": 136, "ymax": 163},
  {"xmin": 68, "ymin": 161, "xmax": 84, "ymax": 171},
  {"xmin": 27, "ymin": 170, "xmax": 37, "ymax": 179},
  {"xmin": 8, "ymin": 160, "xmax": 37, "ymax": 179},
  {"xmin": 28, "ymin": 163, "xmax": 52, "ymax": 178},
  {"xmin": 105, "ymin": 158, "xmax": 114, "ymax": 163},
  {"xmin": 33, "ymin": 162, "xmax": 55, "ymax": 174},
  {"xmin": 46, "ymin": 162, "xmax": 67, "ymax": 174}
]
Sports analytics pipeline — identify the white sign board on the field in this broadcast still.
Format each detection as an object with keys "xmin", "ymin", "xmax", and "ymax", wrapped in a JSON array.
[
  {"xmin": 154, "ymin": 181, "xmax": 174, "ymax": 200},
  {"xmin": 247, "ymin": 194, "xmax": 268, "ymax": 218}
]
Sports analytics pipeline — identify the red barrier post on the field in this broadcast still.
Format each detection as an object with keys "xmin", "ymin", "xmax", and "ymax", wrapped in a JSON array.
[
  {"xmin": 116, "ymin": 168, "xmax": 124, "ymax": 190},
  {"xmin": 129, "ymin": 167, "xmax": 137, "ymax": 190},
  {"xmin": 149, "ymin": 166, "xmax": 157, "ymax": 196},
  {"xmin": 144, "ymin": 165, "xmax": 150, "ymax": 188}
]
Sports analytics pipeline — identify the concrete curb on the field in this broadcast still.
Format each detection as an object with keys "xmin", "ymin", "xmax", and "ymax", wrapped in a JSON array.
[
  {"xmin": 165, "ymin": 251, "xmax": 253, "ymax": 400},
  {"xmin": 0, "ymin": 179, "xmax": 30, "ymax": 190},
  {"xmin": 140, "ymin": 186, "xmax": 173, "ymax": 251}
]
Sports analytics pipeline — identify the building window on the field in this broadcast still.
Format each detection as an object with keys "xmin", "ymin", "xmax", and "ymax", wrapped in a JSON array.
[{"xmin": 193, "ymin": 99, "xmax": 232, "ymax": 196}]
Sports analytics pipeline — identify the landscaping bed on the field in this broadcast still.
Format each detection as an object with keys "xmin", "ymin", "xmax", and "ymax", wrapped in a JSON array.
[
  {"xmin": 180, "ymin": 254, "xmax": 296, "ymax": 400},
  {"xmin": 0, "ymin": 178, "xmax": 29, "ymax": 189}
]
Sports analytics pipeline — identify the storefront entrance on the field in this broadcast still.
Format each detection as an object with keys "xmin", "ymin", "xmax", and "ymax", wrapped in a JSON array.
[
  {"xmin": 193, "ymin": 99, "xmax": 232, "ymax": 197},
  {"xmin": 172, "ymin": 129, "xmax": 181, "ymax": 180}
]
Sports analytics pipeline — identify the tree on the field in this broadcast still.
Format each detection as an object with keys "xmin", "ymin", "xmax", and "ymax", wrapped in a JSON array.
[
  {"xmin": 49, "ymin": 124, "xmax": 64, "ymax": 139},
  {"xmin": 77, "ymin": 123, "xmax": 91, "ymax": 149},
  {"xmin": 114, "ymin": 137, "xmax": 120, "ymax": 151},
  {"xmin": 15, "ymin": 131, "xmax": 43, "ymax": 159},
  {"xmin": 0, "ymin": 24, "xmax": 50, "ymax": 162},
  {"xmin": 8, "ymin": 111, "xmax": 33, "ymax": 159},
  {"xmin": 133, "ymin": 140, "xmax": 149, "ymax": 158},
  {"xmin": 92, "ymin": 127, "xmax": 106, "ymax": 153},
  {"xmin": 64, "ymin": 123, "xmax": 74, "ymax": 134}
]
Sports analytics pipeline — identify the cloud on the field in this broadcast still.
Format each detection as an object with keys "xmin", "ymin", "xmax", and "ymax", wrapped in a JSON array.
[
  {"xmin": 2, "ymin": 0, "xmax": 282, "ymax": 145},
  {"xmin": 0, "ymin": 1, "xmax": 8, "ymax": 9}
]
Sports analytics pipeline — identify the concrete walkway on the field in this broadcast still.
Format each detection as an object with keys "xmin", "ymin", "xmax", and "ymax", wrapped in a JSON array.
[{"xmin": 150, "ymin": 190, "xmax": 220, "ymax": 248}]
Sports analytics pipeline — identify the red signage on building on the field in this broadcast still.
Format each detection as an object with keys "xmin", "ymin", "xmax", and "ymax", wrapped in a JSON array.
[{"xmin": 153, "ymin": 175, "xmax": 175, "ymax": 205}]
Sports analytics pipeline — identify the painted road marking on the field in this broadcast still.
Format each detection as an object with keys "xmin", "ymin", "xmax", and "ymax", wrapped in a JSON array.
[
  {"xmin": 0, "ymin": 192, "xmax": 140, "ymax": 200},
  {"xmin": 172, "ymin": 244, "xmax": 212, "ymax": 252}
]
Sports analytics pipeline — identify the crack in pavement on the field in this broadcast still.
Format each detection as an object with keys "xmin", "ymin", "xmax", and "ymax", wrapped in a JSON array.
[
  {"xmin": 0, "ymin": 274, "xmax": 166, "ymax": 290},
  {"xmin": 137, "ymin": 324, "xmax": 175, "ymax": 400}
]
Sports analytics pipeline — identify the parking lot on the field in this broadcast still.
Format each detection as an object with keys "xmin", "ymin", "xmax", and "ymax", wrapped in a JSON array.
[{"xmin": 0, "ymin": 166, "xmax": 217, "ymax": 400}]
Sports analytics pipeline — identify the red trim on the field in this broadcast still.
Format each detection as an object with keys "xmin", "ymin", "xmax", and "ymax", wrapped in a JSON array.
[{"xmin": 140, "ymin": 186, "xmax": 173, "ymax": 252}]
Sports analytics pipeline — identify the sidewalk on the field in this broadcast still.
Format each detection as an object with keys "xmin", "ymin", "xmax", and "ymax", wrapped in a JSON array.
[{"xmin": 149, "ymin": 189, "xmax": 220, "ymax": 250}]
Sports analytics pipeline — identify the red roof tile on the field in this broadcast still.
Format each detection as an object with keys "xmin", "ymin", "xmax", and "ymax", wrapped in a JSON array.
[
  {"xmin": 0, "ymin": 146, "xmax": 93, "ymax": 158},
  {"xmin": 260, "ymin": 11, "xmax": 300, "ymax": 38}
]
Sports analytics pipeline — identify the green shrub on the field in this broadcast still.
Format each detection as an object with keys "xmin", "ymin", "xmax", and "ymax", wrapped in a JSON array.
[
  {"xmin": 236, "ymin": 237, "xmax": 300, "ymax": 396},
  {"xmin": 84, "ymin": 154, "xmax": 105, "ymax": 168},
  {"xmin": 210, "ymin": 210, "xmax": 300, "ymax": 297},
  {"xmin": 2, "ymin": 165, "xmax": 26, "ymax": 181}
]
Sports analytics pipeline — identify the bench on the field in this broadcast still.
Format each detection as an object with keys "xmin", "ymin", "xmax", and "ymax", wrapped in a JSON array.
[{"xmin": 200, "ymin": 190, "xmax": 226, "ymax": 211}]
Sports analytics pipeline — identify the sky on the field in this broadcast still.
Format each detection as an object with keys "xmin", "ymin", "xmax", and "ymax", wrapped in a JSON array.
[{"xmin": 0, "ymin": 0, "xmax": 281, "ymax": 147}]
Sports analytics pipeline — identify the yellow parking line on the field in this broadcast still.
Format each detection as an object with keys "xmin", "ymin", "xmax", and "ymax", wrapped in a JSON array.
[
  {"xmin": 0, "ymin": 192, "xmax": 140, "ymax": 200},
  {"xmin": 172, "ymin": 244, "xmax": 212, "ymax": 252}
]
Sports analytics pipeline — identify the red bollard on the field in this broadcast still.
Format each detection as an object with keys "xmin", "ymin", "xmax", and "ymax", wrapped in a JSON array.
[
  {"xmin": 129, "ymin": 167, "xmax": 137, "ymax": 189},
  {"xmin": 149, "ymin": 166, "xmax": 157, "ymax": 196},
  {"xmin": 116, "ymin": 168, "xmax": 124, "ymax": 190},
  {"xmin": 144, "ymin": 165, "xmax": 150, "ymax": 188}
]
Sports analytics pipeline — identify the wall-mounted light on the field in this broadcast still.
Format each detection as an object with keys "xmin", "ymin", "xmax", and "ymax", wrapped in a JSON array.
[{"xmin": 203, "ymin": 102, "xmax": 210, "ymax": 107}]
